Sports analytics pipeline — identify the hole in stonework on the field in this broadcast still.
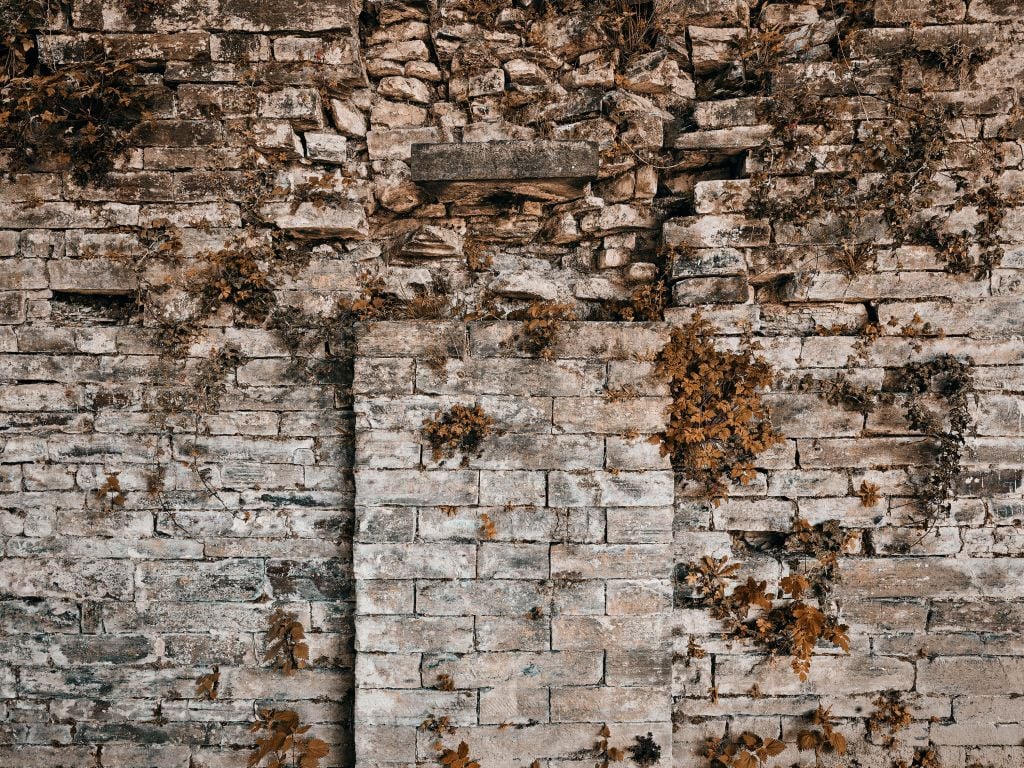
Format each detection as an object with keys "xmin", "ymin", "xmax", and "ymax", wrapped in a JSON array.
[{"xmin": 50, "ymin": 291, "xmax": 135, "ymax": 324}]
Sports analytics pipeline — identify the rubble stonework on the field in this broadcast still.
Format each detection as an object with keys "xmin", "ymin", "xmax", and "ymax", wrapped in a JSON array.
[{"xmin": 1, "ymin": 0, "xmax": 1024, "ymax": 766}]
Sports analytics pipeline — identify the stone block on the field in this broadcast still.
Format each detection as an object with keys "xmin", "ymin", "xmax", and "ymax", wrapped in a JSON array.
[
  {"xmin": 410, "ymin": 140, "xmax": 599, "ymax": 201},
  {"xmin": 259, "ymin": 201, "xmax": 367, "ymax": 238}
]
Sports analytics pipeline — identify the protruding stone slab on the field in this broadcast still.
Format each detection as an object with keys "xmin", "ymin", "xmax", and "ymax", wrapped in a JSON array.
[
  {"xmin": 397, "ymin": 225, "xmax": 463, "ymax": 259},
  {"xmin": 260, "ymin": 201, "xmax": 368, "ymax": 238},
  {"xmin": 410, "ymin": 140, "xmax": 599, "ymax": 201}
]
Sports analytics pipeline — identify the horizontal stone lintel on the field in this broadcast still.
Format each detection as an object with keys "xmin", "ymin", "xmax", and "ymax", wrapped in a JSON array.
[{"xmin": 409, "ymin": 140, "xmax": 599, "ymax": 183}]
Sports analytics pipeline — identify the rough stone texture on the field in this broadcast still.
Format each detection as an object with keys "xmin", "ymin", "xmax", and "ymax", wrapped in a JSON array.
[
  {"xmin": 354, "ymin": 322, "xmax": 673, "ymax": 767},
  {"xmin": 2, "ymin": 0, "xmax": 1024, "ymax": 766}
]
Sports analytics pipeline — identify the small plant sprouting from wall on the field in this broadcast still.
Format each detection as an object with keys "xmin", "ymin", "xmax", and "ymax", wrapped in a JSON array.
[
  {"xmin": 704, "ymin": 731, "xmax": 786, "ymax": 768},
  {"xmin": 195, "ymin": 666, "xmax": 220, "ymax": 701},
  {"xmin": 517, "ymin": 300, "xmax": 576, "ymax": 358},
  {"xmin": 655, "ymin": 314, "xmax": 782, "ymax": 503},
  {"xmin": 248, "ymin": 709, "xmax": 329, "ymax": 768},
  {"xmin": 796, "ymin": 706, "xmax": 848, "ymax": 761},
  {"xmin": 264, "ymin": 609, "xmax": 310, "ymax": 675},
  {"xmin": 595, "ymin": 723, "xmax": 625, "ymax": 765},
  {"xmin": 868, "ymin": 691, "xmax": 913, "ymax": 747},
  {"xmin": 423, "ymin": 403, "xmax": 494, "ymax": 462},
  {"xmin": 685, "ymin": 518, "xmax": 853, "ymax": 680},
  {"xmin": 194, "ymin": 245, "xmax": 277, "ymax": 324}
]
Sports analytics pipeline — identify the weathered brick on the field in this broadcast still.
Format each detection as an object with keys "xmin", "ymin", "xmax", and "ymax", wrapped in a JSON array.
[
  {"xmin": 357, "ymin": 616, "xmax": 474, "ymax": 653},
  {"xmin": 918, "ymin": 657, "xmax": 1024, "ymax": 695},
  {"xmin": 548, "ymin": 471, "xmax": 674, "ymax": 507},
  {"xmin": 137, "ymin": 559, "xmax": 265, "ymax": 601},
  {"xmin": 354, "ymin": 543, "xmax": 476, "ymax": 579},
  {"xmin": 416, "ymin": 358, "xmax": 606, "ymax": 396},
  {"xmin": 841, "ymin": 558, "xmax": 1024, "ymax": 599},
  {"xmin": 717, "ymin": 654, "xmax": 915, "ymax": 695},
  {"xmin": 553, "ymin": 396, "xmax": 669, "ymax": 434},
  {"xmin": 551, "ymin": 544, "xmax": 672, "ymax": 579},
  {"xmin": 551, "ymin": 685, "xmax": 671, "ymax": 725},
  {"xmin": 355, "ymin": 469, "xmax": 478, "ymax": 506},
  {"xmin": 552, "ymin": 616, "xmax": 665, "ymax": 650}
]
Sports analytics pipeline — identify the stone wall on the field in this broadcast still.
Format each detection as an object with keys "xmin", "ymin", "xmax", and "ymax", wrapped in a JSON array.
[{"xmin": 1, "ymin": 0, "xmax": 1024, "ymax": 767}]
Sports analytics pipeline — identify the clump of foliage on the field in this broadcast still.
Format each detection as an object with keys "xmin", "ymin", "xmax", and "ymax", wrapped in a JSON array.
[
  {"xmin": 193, "ymin": 243, "xmax": 277, "ymax": 324},
  {"xmin": 628, "ymin": 733, "xmax": 661, "ymax": 767},
  {"xmin": 517, "ymin": 300, "xmax": 575, "ymax": 358},
  {"xmin": 868, "ymin": 691, "xmax": 913, "ymax": 747},
  {"xmin": 685, "ymin": 518, "xmax": 853, "ymax": 679},
  {"xmin": 337, "ymin": 273, "xmax": 407, "ymax": 322},
  {"xmin": 195, "ymin": 666, "xmax": 220, "ymax": 701},
  {"xmin": 264, "ymin": 608, "xmax": 310, "ymax": 675},
  {"xmin": 857, "ymin": 480, "xmax": 881, "ymax": 508},
  {"xmin": 477, "ymin": 512, "xmax": 497, "ymax": 539},
  {"xmin": 655, "ymin": 314, "xmax": 782, "ymax": 503},
  {"xmin": 437, "ymin": 741, "xmax": 480, "ymax": 768},
  {"xmin": 704, "ymin": 732, "xmax": 786, "ymax": 768},
  {"xmin": 192, "ymin": 346, "xmax": 245, "ymax": 414},
  {"xmin": 610, "ymin": 282, "xmax": 666, "ymax": 322},
  {"xmin": 794, "ymin": 371, "xmax": 889, "ymax": 418},
  {"xmin": 797, "ymin": 706, "xmax": 847, "ymax": 761},
  {"xmin": 0, "ymin": 45, "xmax": 153, "ymax": 183},
  {"xmin": 423, "ymin": 403, "xmax": 494, "ymax": 462},
  {"xmin": 249, "ymin": 709, "xmax": 329, "ymax": 768},
  {"xmin": 725, "ymin": 3, "xmax": 1011, "ymax": 279},
  {"xmin": 798, "ymin": 352, "xmax": 976, "ymax": 545}
]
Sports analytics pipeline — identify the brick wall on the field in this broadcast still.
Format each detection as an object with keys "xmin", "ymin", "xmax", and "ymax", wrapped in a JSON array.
[
  {"xmin": 352, "ymin": 322, "xmax": 675, "ymax": 766},
  {"xmin": 2, "ymin": 0, "xmax": 1024, "ymax": 766}
]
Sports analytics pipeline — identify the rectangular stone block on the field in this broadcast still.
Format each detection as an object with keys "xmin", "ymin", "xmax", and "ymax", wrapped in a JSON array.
[
  {"xmin": 840, "ymin": 558, "xmax": 1024, "ymax": 599},
  {"xmin": 716, "ymin": 654, "xmax": 914, "ymax": 695},
  {"xmin": 423, "ymin": 651, "xmax": 604, "ymax": 688},
  {"xmin": 552, "ymin": 616, "xmax": 665, "ymax": 650},
  {"xmin": 548, "ymin": 471, "xmax": 674, "ymax": 507},
  {"xmin": 417, "ymin": 580, "xmax": 553, "ymax": 617},
  {"xmin": 466, "ymin": 434, "xmax": 600, "ymax": 471},
  {"xmin": 918, "ymin": 657, "xmax": 1024, "ymax": 695},
  {"xmin": 354, "ymin": 543, "xmax": 476, "ymax": 579},
  {"xmin": 606, "ymin": 506, "xmax": 673, "ymax": 543},
  {"xmin": 475, "ymin": 616, "xmax": 550, "ymax": 651},
  {"xmin": 551, "ymin": 544, "xmax": 672, "ymax": 579},
  {"xmin": 478, "ymin": 543, "xmax": 549, "ymax": 579},
  {"xmin": 355, "ymin": 469, "xmax": 478, "ymax": 506},
  {"xmin": 357, "ymin": 653, "xmax": 421, "ymax": 689},
  {"xmin": 356, "ymin": 395, "xmax": 551, "ymax": 433},
  {"xmin": 663, "ymin": 215, "xmax": 770, "ymax": 248},
  {"xmin": 411, "ymin": 140, "xmax": 598, "ymax": 182},
  {"xmin": 357, "ymin": 616, "xmax": 474, "ymax": 653},
  {"xmin": 355, "ymin": 688, "xmax": 476, "ymax": 726},
  {"xmin": 606, "ymin": 580, "xmax": 673, "ymax": 615},
  {"xmin": 417, "ymin": 358, "xmax": 606, "ymax": 397},
  {"xmin": 608, "ymin": 648, "xmax": 673, "ymax": 686},
  {"xmin": 550, "ymin": 686, "xmax": 670, "ymax": 723},
  {"xmin": 479, "ymin": 470, "xmax": 546, "ymax": 506},
  {"xmin": 553, "ymin": 397, "xmax": 669, "ymax": 434}
]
